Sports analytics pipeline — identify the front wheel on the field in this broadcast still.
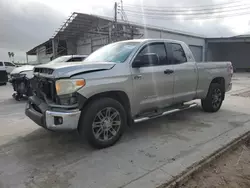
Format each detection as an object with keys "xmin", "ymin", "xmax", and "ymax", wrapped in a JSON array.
[
  {"xmin": 201, "ymin": 83, "xmax": 224, "ymax": 112},
  {"xmin": 78, "ymin": 98, "xmax": 126, "ymax": 149}
]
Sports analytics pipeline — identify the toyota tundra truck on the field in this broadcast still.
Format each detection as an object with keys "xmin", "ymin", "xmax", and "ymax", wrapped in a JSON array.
[{"xmin": 25, "ymin": 39, "xmax": 233, "ymax": 148}]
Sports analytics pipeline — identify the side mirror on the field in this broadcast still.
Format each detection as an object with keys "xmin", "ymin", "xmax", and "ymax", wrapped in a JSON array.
[{"xmin": 132, "ymin": 53, "xmax": 159, "ymax": 68}]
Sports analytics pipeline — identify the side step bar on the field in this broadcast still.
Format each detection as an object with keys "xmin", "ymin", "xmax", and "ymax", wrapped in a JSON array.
[{"xmin": 134, "ymin": 103, "xmax": 198, "ymax": 123}]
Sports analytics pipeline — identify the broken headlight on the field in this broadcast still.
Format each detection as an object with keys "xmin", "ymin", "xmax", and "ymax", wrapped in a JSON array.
[{"xmin": 55, "ymin": 79, "xmax": 85, "ymax": 96}]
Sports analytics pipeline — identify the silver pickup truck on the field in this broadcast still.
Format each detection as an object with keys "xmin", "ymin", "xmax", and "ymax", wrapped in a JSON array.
[{"xmin": 25, "ymin": 39, "xmax": 233, "ymax": 148}]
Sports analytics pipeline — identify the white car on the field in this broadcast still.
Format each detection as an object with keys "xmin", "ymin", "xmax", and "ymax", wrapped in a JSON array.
[
  {"xmin": 10, "ymin": 55, "xmax": 88, "ymax": 100},
  {"xmin": 0, "ymin": 61, "xmax": 16, "ymax": 74},
  {"xmin": 10, "ymin": 55, "xmax": 89, "ymax": 76}
]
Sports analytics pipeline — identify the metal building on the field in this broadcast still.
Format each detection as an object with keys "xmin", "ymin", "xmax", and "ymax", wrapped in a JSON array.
[
  {"xmin": 26, "ymin": 12, "xmax": 206, "ymax": 64},
  {"xmin": 206, "ymin": 35, "xmax": 250, "ymax": 71}
]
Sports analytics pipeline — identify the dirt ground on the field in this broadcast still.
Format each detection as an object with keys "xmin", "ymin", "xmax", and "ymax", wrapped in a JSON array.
[{"xmin": 179, "ymin": 139, "xmax": 250, "ymax": 188}]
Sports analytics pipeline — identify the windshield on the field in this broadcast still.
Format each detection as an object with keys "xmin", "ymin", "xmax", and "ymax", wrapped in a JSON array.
[
  {"xmin": 84, "ymin": 42, "xmax": 140, "ymax": 63},
  {"xmin": 48, "ymin": 56, "xmax": 71, "ymax": 64}
]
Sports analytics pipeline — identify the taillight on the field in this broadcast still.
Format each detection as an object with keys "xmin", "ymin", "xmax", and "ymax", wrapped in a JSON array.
[{"xmin": 227, "ymin": 63, "xmax": 233, "ymax": 76}]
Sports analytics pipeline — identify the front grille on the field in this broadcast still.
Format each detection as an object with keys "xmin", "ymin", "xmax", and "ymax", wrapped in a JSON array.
[
  {"xmin": 31, "ymin": 76, "xmax": 57, "ymax": 103},
  {"xmin": 34, "ymin": 68, "xmax": 54, "ymax": 75}
]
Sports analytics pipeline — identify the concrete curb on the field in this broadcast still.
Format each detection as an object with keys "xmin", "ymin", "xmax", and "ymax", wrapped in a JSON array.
[{"xmin": 158, "ymin": 130, "xmax": 250, "ymax": 188}]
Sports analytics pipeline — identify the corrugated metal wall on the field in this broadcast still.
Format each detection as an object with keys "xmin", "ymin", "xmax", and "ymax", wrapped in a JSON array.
[
  {"xmin": 75, "ymin": 27, "xmax": 205, "ymax": 60},
  {"xmin": 207, "ymin": 42, "xmax": 250, "ymax": 70},
  {"xmin": 36, "ymin": 46, "xmax": 52, "ymax": 64},
  {"xmin": 77, "ymin": 36, "xmax": 109, "ymax": 55},
  {"xmin": 76, "ymin": 38, "xmax": 92, "ymax": 55}
]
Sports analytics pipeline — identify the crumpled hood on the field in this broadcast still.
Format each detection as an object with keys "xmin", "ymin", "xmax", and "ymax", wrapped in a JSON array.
[
  {"xmin": 10, "ymin": 65, "xmax": 34, "ymax": 74},
  {"xmin": 35, "ymin": 61, "xmax": 116, "ymax": 78}
]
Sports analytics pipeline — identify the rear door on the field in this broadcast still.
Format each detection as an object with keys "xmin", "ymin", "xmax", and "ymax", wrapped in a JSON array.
[
  {"xmin": 167, "ymin": 43, "xmax": 197, "ymax": 104},
  {"xmin": 131, "ymin": 42, "xmax": 174, "ymax": 114}
]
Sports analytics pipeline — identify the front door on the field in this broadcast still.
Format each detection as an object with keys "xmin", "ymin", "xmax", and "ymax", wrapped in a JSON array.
[{"xmin": 130, "ymin": 42, "xmax": 174, "ymax": 115}]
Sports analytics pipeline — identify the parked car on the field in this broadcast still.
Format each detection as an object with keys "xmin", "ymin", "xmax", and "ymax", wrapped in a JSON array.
[
  {"xmin": 0, "ymin": 61, "xmax": 16, "ymax": 74},
  {"xmin": 0, "ymin": 66, "xmax": 8, "ymax": 85},
  {"xmin": 10, "ymin": 55, "xmax": 88, "ymax": 101},
  {"xmin": 25, "ymin": 39, "xmax": 233, "ymax": 148}
]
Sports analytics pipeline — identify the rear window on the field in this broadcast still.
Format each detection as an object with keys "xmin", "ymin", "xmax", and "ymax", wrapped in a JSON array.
[{"xmin": 169, "ymin": 43, "xmax": 187, "ymax": 64}]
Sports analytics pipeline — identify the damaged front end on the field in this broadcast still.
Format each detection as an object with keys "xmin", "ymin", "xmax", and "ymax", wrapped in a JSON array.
[
  {"xmin": 30, "ymin": 75, "xmax": 84, "ymax": 108},
  {"xmin": 26, "ymin": 71, "xmax": 85, "ymax": 131},
  {"xmin": 25, "ymin": 62, "xmax": 114, "ymax": 131}
]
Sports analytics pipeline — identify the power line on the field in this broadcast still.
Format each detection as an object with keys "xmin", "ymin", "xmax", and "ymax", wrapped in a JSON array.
[
  {"xmin": 122, "ymin": 0, "xmax": 248, "ymax": 9},
  {"xmin": 121, "ymin": 3, "xmax": 250, "ymax": 13},
  {"xmin": 121, "ymin": 6, "xmax": 250, "ymax": 16},
  {"xmin": 125, "ymin": 11, "xmax": 250, "ymax": 20}
]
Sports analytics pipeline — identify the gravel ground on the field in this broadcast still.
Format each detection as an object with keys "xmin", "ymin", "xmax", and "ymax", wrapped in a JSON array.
[{"xmin": 179, "ymin": 139, "xmax": 250, "ymax": 188}]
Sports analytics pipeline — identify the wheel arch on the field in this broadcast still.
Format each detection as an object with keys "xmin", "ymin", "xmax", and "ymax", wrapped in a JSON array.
[
  {"xmin": 209, "ymin": 77, "xmax": 225, "ymax": 99},
  {"xmin": 81, "ymin": 90, "xmax": 132, "ymax": 125}
]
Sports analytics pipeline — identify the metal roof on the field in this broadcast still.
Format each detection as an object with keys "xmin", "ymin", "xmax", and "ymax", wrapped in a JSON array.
[
  {"xmin": 27, "ymin": 12, "xmax": 205, "ymax": 54},
  {"xmin": 232, "ymin": 34, "xmax": 250, "ymax": 38},
  {"xmin": 26, "ymin": 39, "xmax": 52, "ymax": 55},
  {"xmin": 53, "ymin": 12, "xmax": 205, "ymax": 39},
  {"xmin": 52, "ymin": 12, "xmax": 118, "ymax": 40},
  {"xmin": 206, "ymin": 34, "xmax": 250, "ymax": 43}
]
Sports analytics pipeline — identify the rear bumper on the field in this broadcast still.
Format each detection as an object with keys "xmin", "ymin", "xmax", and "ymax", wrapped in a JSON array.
[{"xmin": 25, "ymin": 96, "xmax": 81, "ymax": 131}]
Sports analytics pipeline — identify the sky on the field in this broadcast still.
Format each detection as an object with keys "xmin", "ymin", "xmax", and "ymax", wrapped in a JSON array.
[{"xmin": 0, "ymin": 0, "xmax": 250, "ymax": 62}]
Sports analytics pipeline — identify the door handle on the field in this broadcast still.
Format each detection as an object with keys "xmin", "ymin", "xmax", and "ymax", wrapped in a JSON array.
[{"xmin": 164, "ymin": 69, "xmax": 174, "ymax": 74}]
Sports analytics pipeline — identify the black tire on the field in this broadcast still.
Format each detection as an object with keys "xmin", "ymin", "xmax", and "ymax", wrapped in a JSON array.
[
  {"xmin": 201, "ymin": 83, "xmax": 224, "ymax": 112},
  {"xmin": 78, "ymin": 98, "xmax": 127, "ymax": 149}
]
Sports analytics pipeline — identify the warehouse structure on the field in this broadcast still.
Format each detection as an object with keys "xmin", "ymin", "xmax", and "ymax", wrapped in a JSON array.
[
  {"xmin": 26, "ymin": 12, "xmax": 206, "ymax": 64},
  {"xmin": 206, "ymin": 35, "xmax": 250, "ymax": 71},
  {"xmin": 27, "ymin": 12, "xmax": 250, "ymax": 71}
]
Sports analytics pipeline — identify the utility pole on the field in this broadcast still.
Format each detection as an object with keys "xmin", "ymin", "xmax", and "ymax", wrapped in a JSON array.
[
  {"xmin": 114, "ymin": 2, "xmax": 117, "ymax": 24},
  {"xmin": 114, "ymin": 2, "xmax": 118, "ymax": 41}
]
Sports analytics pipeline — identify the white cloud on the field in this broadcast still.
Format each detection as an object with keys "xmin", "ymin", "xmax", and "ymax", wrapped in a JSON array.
[
  {"xmin": 221, "ymin": 15, "xmax": 250, "ymax": 34},
  {"xmin": 34, "ymin": 0, "xmax": 116, "ymax": 16},
  {"xmin": 1, "ymin": 0, "xmax": 250, "ymax": 62}
]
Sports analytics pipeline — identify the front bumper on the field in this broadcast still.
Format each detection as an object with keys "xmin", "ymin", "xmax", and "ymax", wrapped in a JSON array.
[
  {"xmin": 25, "ymin": 96, "xmax": 81, "ymax": 131},
  {"xmin": 226, "ymin": 83, "xmax": 232, "ymax": 92}
]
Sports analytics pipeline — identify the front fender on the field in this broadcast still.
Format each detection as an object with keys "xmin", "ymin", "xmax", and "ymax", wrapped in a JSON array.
[{"xmin": 77, "ymin": 76, "xmax": 133, "ymax": 99}]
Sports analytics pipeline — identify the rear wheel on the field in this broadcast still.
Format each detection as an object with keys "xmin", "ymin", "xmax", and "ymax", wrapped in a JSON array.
[
  {"xmin": 201, "ymin": 83, "xmax": 224, "ymax": 112},
  {"xmin": 78, "ymin": 98, "xmax": 126, "ymax": 149}
]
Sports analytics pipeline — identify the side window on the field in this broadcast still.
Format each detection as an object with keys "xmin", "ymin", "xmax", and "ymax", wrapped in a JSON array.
[
  {"xmin": 67, "ymin": 57, "xmax": 84, "ymax": 62},
  {"xmin": 135, "ymin": 43, "xmax": 168, "ymax": 66},
  {"xmin": 4, "ymin": 62, "xmax": 14, "ymax": 66},
  {"xmin": 169, "ymin": 43, "xmax": 187, "ymax": 64},
  {"xmin": 0, "ymin": 62, "xmax": 3, "ymax": 66}
]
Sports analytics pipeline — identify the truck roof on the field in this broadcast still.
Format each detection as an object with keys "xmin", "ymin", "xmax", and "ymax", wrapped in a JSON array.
[
  {"xmin": 117, "ymin": 38, "xmax": 186, "ymax": 45},
  {"xmin": 62, "ymin": 55, "xmax": 88, "ymax": 58}
]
